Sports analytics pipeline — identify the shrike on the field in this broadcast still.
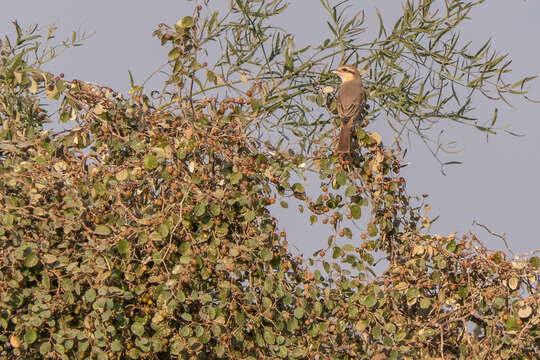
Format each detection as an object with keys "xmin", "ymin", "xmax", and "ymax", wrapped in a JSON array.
[{"xmin": 331, "ymin": 65, "xmax": 366, "ymax": 153}]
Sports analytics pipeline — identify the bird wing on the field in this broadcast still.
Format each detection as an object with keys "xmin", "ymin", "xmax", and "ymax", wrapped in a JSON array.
[{"xmin": 337, "ymin": 81, "xmax": 366, "ymax": 122}]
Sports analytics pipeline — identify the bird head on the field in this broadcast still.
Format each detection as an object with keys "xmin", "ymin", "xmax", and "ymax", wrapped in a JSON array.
[{"xmin": 331, "ymin": 65, "xmax": 364, "ymax": 83}]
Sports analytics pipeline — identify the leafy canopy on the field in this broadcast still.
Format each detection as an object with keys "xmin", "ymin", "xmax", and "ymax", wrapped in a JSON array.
[{"xmin": 0, "ymin": 1, "xmax": 538, "ymax": 359}]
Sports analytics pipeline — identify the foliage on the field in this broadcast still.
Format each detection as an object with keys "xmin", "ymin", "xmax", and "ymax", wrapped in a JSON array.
[{"xmin": 0, "ymin": 1, "xmax": 538, "ymax": 359}]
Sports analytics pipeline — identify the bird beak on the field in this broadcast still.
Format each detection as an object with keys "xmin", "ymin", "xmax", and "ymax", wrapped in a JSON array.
[{"xmin": 331, "ymin": 69, "xmax": 339, "ymax": 75}]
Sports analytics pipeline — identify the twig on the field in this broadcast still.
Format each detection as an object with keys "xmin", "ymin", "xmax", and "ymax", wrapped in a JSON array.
[
  {"xmin": 440, "ymin": 325, "xmax": 444, "ymax": 358},
  {"xmin": 472, "ymin": 220, "xmax": 515, "ymax": 257}
]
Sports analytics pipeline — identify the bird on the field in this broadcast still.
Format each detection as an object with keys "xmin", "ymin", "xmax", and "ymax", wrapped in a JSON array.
[{"xmin": 331, "ymin": 65, "xmax": 367, "ymax": 153}]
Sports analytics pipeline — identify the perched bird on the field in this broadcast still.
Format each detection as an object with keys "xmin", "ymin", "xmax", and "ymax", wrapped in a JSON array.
[{"xmin": 331, "ymin": 65, "xmax": 366, "ymax": 153}]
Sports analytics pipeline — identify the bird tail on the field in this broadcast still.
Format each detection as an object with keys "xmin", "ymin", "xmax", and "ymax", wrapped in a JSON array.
[{"xmin": 337, "ymin": 122, "xmax": 351, "ymax": 153}]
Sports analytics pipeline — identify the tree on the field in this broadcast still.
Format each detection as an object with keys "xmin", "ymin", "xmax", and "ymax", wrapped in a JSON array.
[{"xmin": 0, "ymin": 1, "xmax": 538, "ymax": 359}]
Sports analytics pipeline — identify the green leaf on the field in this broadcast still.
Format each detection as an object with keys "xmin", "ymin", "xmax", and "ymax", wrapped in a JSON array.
[
  {"xmin": 179, "ymin": 16, "xmax": 194, "ymax": 28},
  {"xmin": 395, "ymin": 330, "xmax": 407, "ymax": 342},
  {"xmin": 458, "ymin": 286, "xmax": 469, "ymax": 299},
  {"xmin": 131, "ymin": 323, "xmax": 145, "ymax": 337},
  {"xmin": 25, "ymin": 328, "xmax": 37, "ymax": 345},
  {"xmin": 367, "ymin": 223, "xmax": 378, "ymax": 237},
  {"xmin": 117, "ymin": 239, "xmax": 130, "ymax": 255},
  {"xmin": 277, "ymin": 345, "xmax": 287, "ymax": 357},
  {"xmin": 211, "ymin": 324, "xmax": 221, "ymax": 337},
  {"xmin": 335, "ymin": 172, "xmax": 347, "ymax": 187},
  {"xmin": 143, "ymin": 154, "xmax": 158, "ymax": 170},
  {"xmin": 263, "ymin": 328, "xmax": 275, "ymax": 345},
  {"xmin": 234, "ymin": 312, "xmax": 245, "ymax": 326},
  {"xmin": 244, "ymin": 210, "xmax": 255, "ymax": 222},
  {"xmin": 406, "ymin": 287, "xmax": 419, "ymax": 302},
  {"xmin": 291, "ymin": 348, "xmax": 306, "ymax": 358},
  {"xmin": 292, "ymin": 183, "xmax": 305, "ymax": 193},
  {"xmin": 251, "ymin": 98, "xmax": 261, "ymax": 112},
  {"xmin": 314, "ymin": 301, "xmax": 323, "ymax": 315},
  {"xmin": 262, "ymin": 297, "xmax": 272, "ymax": 309},
  {"xmin": 364, "ymin": 252, "xmax": 374, "ymax": 265},
  {"xmin": 194, "ymin": 203, "xmax": 206, "ymax": 217},
  {"xmin": 372, "ymin": 325, "xmax": 381, "ymax": 339},
  {"xmin": 356, "ymin": 128, "xmax": 367, "ymax": 140},
  {"xmin": 111, "ymin": 339, "xmax": 123, "ymax": 352},
  {"xmin": 350, "ymin": 205, "xmax": 361, "ymax": 219},
  {"xmin": 159, "ymin": 223, "xmax": 170, "ymax": 237},
  {"xmin": 215, "ymin": 343, "xmax": 225, "ymax": 357},
  {"xmin": 229, "ymin": 172, "xmax": 242, "ymax": 184},
  {"xmin": 206, "ymin": 70, "xmax": 217, "ymax": 84},
  {"xmin": 94, "ymin": 225, "xmax": 111, "ymax": 236},
  {"xmin": 293, "ymin": 307, "xmax": 304, "ymax": 319},
  {"xmin": 85, "ymin": 288, "xmax": 97, "ymax": 302},
  {"xmin": 264, "ymin": 278, "xmax": 274, "ymax": 293},
  {"xmin": 24, "ymin": 252, "xmax": 39, "ymax": 268},
  {"xmin": 287, "ymin": 318, "xmax": 298, "ymax": 332},
  {"xmin": 342, "ymin": 244, "xmax": 354, "ymax": 252},
  {"xmin": 364, "ymin": 294, "xmax": 377, "ymax": 308},
  {"xmin": 168, "ymin": 48, "xmax": 180, "ymax": 60},
  {"xmin": 150, "ymin": 231, "xmax": 162, "ymax": 242},
  {"xmin": 459, "ymin": 344, "xmax": 468, "ymax": 357},
  {"xmin": 261, "ymin": 248, "xmax": 273, "ymax": 261},
  {"xmin": 494, "ymin": 297, "xmax": 505, "ymax": 308},
  {"xmin": 181, "ymin": 326, "xmax": 192, "ymax": 337},
  {"xmin": 446, "ymin": 240, "xmax": 456, "ymax": 253},
  {"xmin": 385, "ymin": 322, "xmax": 396, "ymax": 334},
  {"xmin": 39, "ymin": 342, "xmax": 51, "ymax": 355},
  {"xmin": 210, "ymin": 204, "xmax": 221, "ymax": 216},
  {"xmin": 419, "ymin": 297, "xmax": 431, "ymax": 309},
  {"xmin": 345, "ymin": 185, "xmax": 356, "ymax": 197},
  {"xmin": 529, "ymin": 256, "xmax": 539, "ymax": 269},
  {"xmin": 59, "ymin": 111, "xmax": 70, "ymax": 123},
  {"xmin": 323, "ymin": 261, "xmax": 330, "ymax": 273},
  {"xmin": 505, "ymin": 317, "xmax": 519, "ymax": 331},
  {"xmin": 194, "ymin": 325, "xmax": 204, "ymax": 338}
]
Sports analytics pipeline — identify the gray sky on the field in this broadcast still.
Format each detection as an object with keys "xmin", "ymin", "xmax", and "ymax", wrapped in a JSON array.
[{"xmin": 3, "ymin": 1, "xmax": 539, "ymax": 257}]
